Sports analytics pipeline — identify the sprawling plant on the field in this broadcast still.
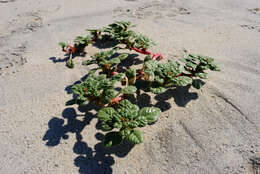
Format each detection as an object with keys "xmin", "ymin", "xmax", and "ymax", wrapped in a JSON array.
[{"xmin": 57, "ymin": 21, "xmax": 220, "ymax": 147}]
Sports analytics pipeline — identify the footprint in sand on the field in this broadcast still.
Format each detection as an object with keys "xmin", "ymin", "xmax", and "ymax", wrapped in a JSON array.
[
  {"xmin": 0, "ymin": 0, "xmax": 16, "ymax": 3},
  {"xmin": 241, "ymin": 24, "xmax": 260, "ymax": 32},
  {"xmin": 113, "ymin": 0, "xmax": 190, "ymax": 21},
  {"xmin": 9, "ymin": 12, "xmax": 43, "ymax": 34},
  {"xmin": 248, "ymin": 8, "xmax": 260, "ymax": 15},
  {"xmin": 0, "ymin": 43, "xmax": 28, "ymax": 75}
]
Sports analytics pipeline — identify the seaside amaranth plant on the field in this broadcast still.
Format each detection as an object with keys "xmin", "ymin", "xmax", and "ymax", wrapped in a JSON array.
[{"xmin": 58, "ymin": 21, "xmax": 220, "ymax": 147}]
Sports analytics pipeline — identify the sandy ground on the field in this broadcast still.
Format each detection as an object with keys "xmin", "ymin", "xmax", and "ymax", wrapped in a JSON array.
[{"xmin": 0, "ymin": 0, "xmax": 260, "ymax": 173}]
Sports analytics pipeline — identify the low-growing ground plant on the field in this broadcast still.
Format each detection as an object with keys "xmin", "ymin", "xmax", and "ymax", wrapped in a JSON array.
[{"xmin": 58, "ymin": 21, "xmax": 220, "ymax": 147}]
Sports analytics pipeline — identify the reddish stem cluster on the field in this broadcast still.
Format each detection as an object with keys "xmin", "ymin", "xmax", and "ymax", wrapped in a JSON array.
[{"xmin": 131, "ymin": 47, "xmax": 163, "ymax": 60}]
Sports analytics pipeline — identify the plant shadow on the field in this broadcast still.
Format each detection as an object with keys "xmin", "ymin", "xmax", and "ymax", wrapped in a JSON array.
[
  {"xmin": 92, "ymin": 39, "xmax": 119, "ymax": 49},
  {"xmin": 43, "ymin": 101, "xmax": 134, "ymax": 174},
  {"xmin": 154, "ymin": 86, "xmax": 198, "ymax": 111}
]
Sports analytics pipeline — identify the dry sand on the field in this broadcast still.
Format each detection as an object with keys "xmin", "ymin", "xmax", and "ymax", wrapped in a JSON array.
[{"xmin": 0, "ymin": 0, "xmax": 260, "ymax": 173}]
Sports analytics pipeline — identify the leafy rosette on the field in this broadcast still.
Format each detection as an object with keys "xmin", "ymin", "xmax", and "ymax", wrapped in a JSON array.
[{"xmin": 98, "ymin": 99, "xmax": 161, "ymax": 147}]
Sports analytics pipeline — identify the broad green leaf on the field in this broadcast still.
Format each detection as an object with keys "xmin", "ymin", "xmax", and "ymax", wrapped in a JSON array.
[
  {"xmin": 154, "ymin": 76, "xmax": 164, "ymax": 84},
  {"xmin": 139, "ymin": 107, "xmax": 161, "ymax": 123},
  {"xmin": 80, "ymin": 99, "xmax": 89, "ymax": 106},
  {"xmin": 112, "ymin": 73, "xmax": 125, "ymax": 81},
  {"xmin": 144, "ymin": 55, "xmax": 152, "ymax": 62},
  {"xmin": 59, "ymin": 42, "xmax": 67, "ymax": 48},
  {"xmin": 82, "ymin": 60, "xmax": 96, "ymax": 66},
  {"xmin": 118, "ymin": 100, "xmax": 139, "ymax": 119},
  {"xmin": 77, "ymin": 95, "xmax": 88, "ymax": 103},
  {"xmin": 135, "ymin": 116, "xmax": 148, "ymax": 127},
  {"xmin": 120, "ymin": 128, "xmax": 131, "ymax": 137},
  {"xmin": 113, "ymin": 122, "xmax": 123, "ymax": 129},
  {"xmin": 117, "ymin": 53, "xmax": 128, "ymax": 60},
  {"xmin": 126, "ymin": 130, "xmax": 143, "ymax": 144},
  {"xmin": 126, "ymin": 68, "xmax": 136, "ymax": 79},
  {"xmin": 109, "ymin": 58, "xmax": 121, "ymax": 64},
  {"xmin": 195, "ymin": 72, "xmax": 208, "ymax": 79},
  {"xmin": 185, "ymin": 62, "xmax": 197, "ymax": 70},
  {"xmin": 144, "ymin": 70, "xmax": 155, "ymax": 81},
  {"xmin": 98, "ymin": 107, "xmax": 116, "ymax": 122},
  {"xmin": 101, "ymin": 122, "xmax": 113, "ymax": 131},
  {"xmin": 173, "ymin": 76, "xmax": 193, "ymax": 86},
  {"xmin": 210, "ymin": 63, "xmax": 220, "ymax": 71},
  {"xmin": 104, "ymin": 132, "xmax": 123, "ymax": 147},
  {"xmin": 121, "ymin": 86, "xmax": 137, "ymax": 94},
  {"xmin": 101, "ymin": 89, "xmax": 116, "ymax": 104},
  {"xmin": 144, "ymin": 60, "xmax": 158, "ymax": 71},
  {"xmin": 66, "ymin": 59, "xmax": 74, "ymax": 69},
  {"xmin": 129, "ymin": 121, "xmax": 139, "ymax": 128},
  {"xmin": 150, "ymin": 86, "xmax": 166, "ymax": 94},
  {"xmin": 71, "ymin": 85, "xmax": 83, "ymax": 95}
]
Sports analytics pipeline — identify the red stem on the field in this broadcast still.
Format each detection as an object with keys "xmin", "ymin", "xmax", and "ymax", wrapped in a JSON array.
[{"xmin": 132, "ymin": 47, "xmax": 152, "ymax": 55}]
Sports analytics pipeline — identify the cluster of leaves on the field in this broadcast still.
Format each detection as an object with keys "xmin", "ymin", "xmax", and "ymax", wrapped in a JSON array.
[
  {"xmin": 66, "ymin": 73, "xmax": 138, "ymax": 107},
  {"xmin": 98, "ymin": 99, "xmax": 161, "ymax": 147},
  {"xmin": 98, "ymin": 21, "xmax": 155, "ymax": 50},
  {"xmin": 59, "ymin": 21, "xmax": 155, "ymax": 68},
  {"xmin": 135, "ymin": 54, "xmax": 220, "ymax": 94},
  {"xmin": 58, "ymin": 21, "xmax": 220, "ymax": 148},
  {"xmin": 82, "ymin": 49, "xmax": 128, "ymax": 75},
  {"xmin": 59, "ymin": 36, "xmax": 93, "ymax": 68}
]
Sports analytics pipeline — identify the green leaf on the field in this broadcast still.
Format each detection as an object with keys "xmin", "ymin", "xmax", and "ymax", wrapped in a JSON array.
[
  {"xmin": 109, "ymin": 58, "xmax": 121, "ymax": 64},
  {"xmin": 117, "ymin": 100, "xmax": 139, "ymax": 119},
  {"xmin": 98, "ymin": 107, "xmax": 116, "ymax": 122},
  {"xmin": 112, "ymin": 73, "xmax": 125, "ymax": 81},
  {"xmin": 195, "ymin": 72, "xmax": 208, "ymax": 79},
  {"xmin": 173, "ymin": 76, "xmax": 193, "ymax": 86},
  {"xmin": 120, "ymin": 128, "xmax": 131, "ymax": 137},
  {"xmin": 117, "ymin": 53, "xmax": 128, "ymax": 60},
  {"xmin": 135, "ymin": 116, "xmax": 148, "ymax": 127},
  {"xmin": 101, "ymin": 89, "xmax": 116, "ymax": 104},
  {"xmin": 59, "ymin": 42, "xmax": 67, "ymax": 48},
  {"xmin": 71, "ymin": 85, "xmax": 82, "ymax": 95},
  {"xmin": 121, "ymin": 86, "xmax": 137, "ymax": 94},
  {"xmin": 144, "ymin": 70, "xmax": 155, "ymax": 82},
  {"xmin": 129, "ymin": 121, "xmax": 139, "ymax": 128},
  {"xmin": 186, "ymin": 62, "xmax": 197, "ymax": 69},
  {"xmin": 80, "ymin": 99, "xmax": 89, "ymax": 106},
  {"xmin": 139, "ymin": 107, "xmax": 161, "ymax": 123},
  {"xmin": 154, "ymin": 76, "xmax": 164, "ymax": 84},
  {"xmin": 150, "ymin": 86, "xmax": 166, "ymax": 94},
  {"xmin": 82, "ymin": 60, "xmax": 97, "ymax": 66},
  {"xmin": 101, "ymin": 122, "xmax": 113, "ymax": 131},
  {"xmin": 126, "ymin": 130, "xmax": 143, "ymax": 144},
  {"xmin": 104, "ymin": 132, "xmax": 123, "ymax": 147},
  {"xmin": 144, "ymin": 55, "xmax": 153, "ymax": 62},
  {"xmin": 144, "ymin": 60, "xmax": 158, "ymax": 71},
  {"xmin": 113, "ymin": 122, "xmax": 123, "ymax": 129},
  {"xmin": 126, "ymin": 68, "xmax": 136, "ymax": 79},
  {"xmin": 210, "ymin": 63, "xmax": 220, "ymax": 71},
  {"xmin": 66, "ymin": 59, "xmax": 74, "ymax": 69}
]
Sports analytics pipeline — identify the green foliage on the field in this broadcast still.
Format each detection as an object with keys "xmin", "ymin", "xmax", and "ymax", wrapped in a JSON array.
[
  {"xmin": 66, "ymin": 58, "xmax": 74, "ymax": 69},
  {"xmin": 134, "ymin": 35, "xmax": 155, "ymax": 49},
  {"xmin": 82, "ymin": 50, "xmax": 129, "ymax": 75},
  {"xmin": 57, "ymin": 21, "xmax": 220, "ymax": 148},
  {"xmin": 98, "ymin": 99, "xmax": 161, "ymax": 146},
  {"xmin": 67, "ymin": 74, "xmax": 118, "ymax": 105}
]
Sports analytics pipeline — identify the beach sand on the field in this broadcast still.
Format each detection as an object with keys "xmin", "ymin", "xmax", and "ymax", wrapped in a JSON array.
[{"xmin": 0, "ymin": 0, "xmax": 259, "ymax": 173}]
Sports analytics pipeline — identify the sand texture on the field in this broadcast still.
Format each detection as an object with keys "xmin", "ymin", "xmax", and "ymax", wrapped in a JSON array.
[{"xmin": 0, "ymin": 0, "xmax": 260, "ymax": 173}]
